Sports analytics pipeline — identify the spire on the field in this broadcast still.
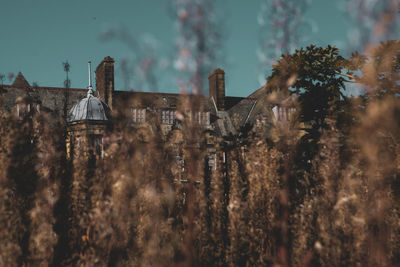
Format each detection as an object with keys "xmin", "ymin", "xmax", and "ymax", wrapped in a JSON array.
[
  {"xmin": 88, "ymin": 61, "xmax": 93, "ymax": 89},
  {"xmin": 87, "ymin": 61, "xmax": 93, "ymax": 96},
  {"xmin": 12, "ymin": 72, "xmax": 30, "ymax": 87}
]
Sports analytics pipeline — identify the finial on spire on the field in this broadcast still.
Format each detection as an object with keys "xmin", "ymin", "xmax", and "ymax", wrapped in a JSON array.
[
  {"xmin": 88, "ymin": 61, "xmax": 93, "ymax": 90},
  {"xmin": 87, "ymin": 61, "xmax": 94, "ymax": 97}
]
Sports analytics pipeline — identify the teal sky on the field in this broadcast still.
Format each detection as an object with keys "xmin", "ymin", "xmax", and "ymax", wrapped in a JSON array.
[{"xmin": 0, "ymin": 0, "xmax": 351, "ymax": 97}]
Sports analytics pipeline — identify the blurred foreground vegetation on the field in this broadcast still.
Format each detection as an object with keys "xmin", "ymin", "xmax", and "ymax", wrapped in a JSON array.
[{"xmin": 1, "ymin": 42, "xmax": 400, "ymax": 266}]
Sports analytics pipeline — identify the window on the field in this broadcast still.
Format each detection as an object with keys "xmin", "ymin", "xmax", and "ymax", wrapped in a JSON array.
[
  {"xmin": 176, "ymin": 153, "xmax": 184, "ymax": 171},
  {"xmin": 16, "ymin": 103, "xmax": 31, "ymax": 119},
  {"xmin": 162, "ymin": 110, "xmax": 176, "ymax": 125},
  {"xmin": 190, "ymin": 111, "xmax": 210, "ymax": 126},
  {"xmin": 207, "ymin": 152, "xmax": 217, "ymax": 171},
  {"xmin": 256, "ymin": 114, "xmax": 267, "ymax": 127},
  {"xmin": 94, "ymin": 136, "xmax": 103, "ymax": 158},
  {"xmin": 72, "ymin": 136, "xmax": 83, "ymax": 158},
  {"xmin": 272, "ymin": 106, "xmax": 295, "ymax": 122},
  {"xmin": 90, "ymin": 135, "xmax": 104, "ymax": 159},
  {"xmin": 131, "ymin": 108, "xmax": 146, "ymax": 123}
]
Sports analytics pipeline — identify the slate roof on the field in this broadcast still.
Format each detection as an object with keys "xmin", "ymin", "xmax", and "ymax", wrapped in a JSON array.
[
  {"xmin": 1, "ymin": 68, "xmax": 278, "ymax": 138},
  {"xmin": 226, "ymin": 98, "xmax": 257, "ymax": 127},
  {"xmin": 2, "ymin": 85, "xmax": 87, "ymax": 114},
  {"xmin": 113, "ymin": 91, "xmax": 212, "ymax": 110},
  {"xmin": 12, "ymin": 72, "xmax": 30, "ymax": 87}
]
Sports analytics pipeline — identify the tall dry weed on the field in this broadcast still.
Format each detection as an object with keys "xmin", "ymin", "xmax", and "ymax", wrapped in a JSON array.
[{"xmin": 1, "ymin": 41, "xmax": 400, "ymax": 267}]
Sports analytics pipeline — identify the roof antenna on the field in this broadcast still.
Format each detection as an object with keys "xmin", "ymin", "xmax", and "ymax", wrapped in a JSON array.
[{"xmin": 87, "ymin": 61, "xmax": 93, "ymax": 96}]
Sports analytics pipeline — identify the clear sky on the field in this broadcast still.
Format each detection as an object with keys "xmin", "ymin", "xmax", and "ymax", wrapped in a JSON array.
[{"xmin": 0, "ymin": 0, "xmax": 352, "ymax": 97}]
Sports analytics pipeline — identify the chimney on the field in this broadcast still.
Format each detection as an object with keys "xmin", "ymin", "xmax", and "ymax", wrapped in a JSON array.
[
  {"xmin": 95, "ymin": 56, "xmax": 114, "ymax": 109},
  {"xmin": 208, "ymin": 68, "xmax": 225, "ymax": 111}
]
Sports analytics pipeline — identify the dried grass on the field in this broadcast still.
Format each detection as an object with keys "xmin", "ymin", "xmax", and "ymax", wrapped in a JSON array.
[{"xmin": 0, "ymin": 42, "xmax": 399, "ymax": 267}]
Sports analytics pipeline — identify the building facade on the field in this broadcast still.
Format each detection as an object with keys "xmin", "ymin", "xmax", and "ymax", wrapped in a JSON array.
[{"xmin": 0, "ymin": 56, "xmax": 295, "ymax": 166}]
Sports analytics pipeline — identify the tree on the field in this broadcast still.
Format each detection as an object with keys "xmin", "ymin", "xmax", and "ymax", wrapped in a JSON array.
[
  {"xmin": 265, "ymin": 45, "xmax": 358, "ymax": 207},
  {"xmin": 267, "ymin": 45, "xmax": 353, "ymax": 141}
]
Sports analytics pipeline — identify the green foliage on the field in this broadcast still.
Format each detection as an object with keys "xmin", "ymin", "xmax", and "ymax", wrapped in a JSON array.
[
  {"xmin": 267, "ymin": 45, "xmax": 353, "ymax": 132},
  {"xmin": 266, "ymin": 45, "xmax": 359, "ymax": 207}
]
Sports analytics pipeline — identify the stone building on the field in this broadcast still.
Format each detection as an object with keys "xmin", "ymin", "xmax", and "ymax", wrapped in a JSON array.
[{"xmin": 0, "ymin": 56, "xmax": 295, "ymax": 166}]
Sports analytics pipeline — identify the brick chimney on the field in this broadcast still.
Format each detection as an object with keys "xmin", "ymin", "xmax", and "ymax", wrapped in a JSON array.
[
  {"xmin": 95, "ymin": 56, "xmax": 114, "ymax": 109},
  {"xmin": 208, "ymin": 68, "xmax": 225, "ymax": 111}
]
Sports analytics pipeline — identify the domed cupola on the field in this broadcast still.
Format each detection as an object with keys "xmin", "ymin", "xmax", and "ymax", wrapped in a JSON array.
[
  {"xmin": 68, "ymin": 62, "xmax": 112, "ymax": 123},
  {"xmin": 68, "ymin": 89, "xmax": 111, "ymax": 122},
  {"xmin": 66, "ymin": 61, "xmax": 112, "ymax": 160}
]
